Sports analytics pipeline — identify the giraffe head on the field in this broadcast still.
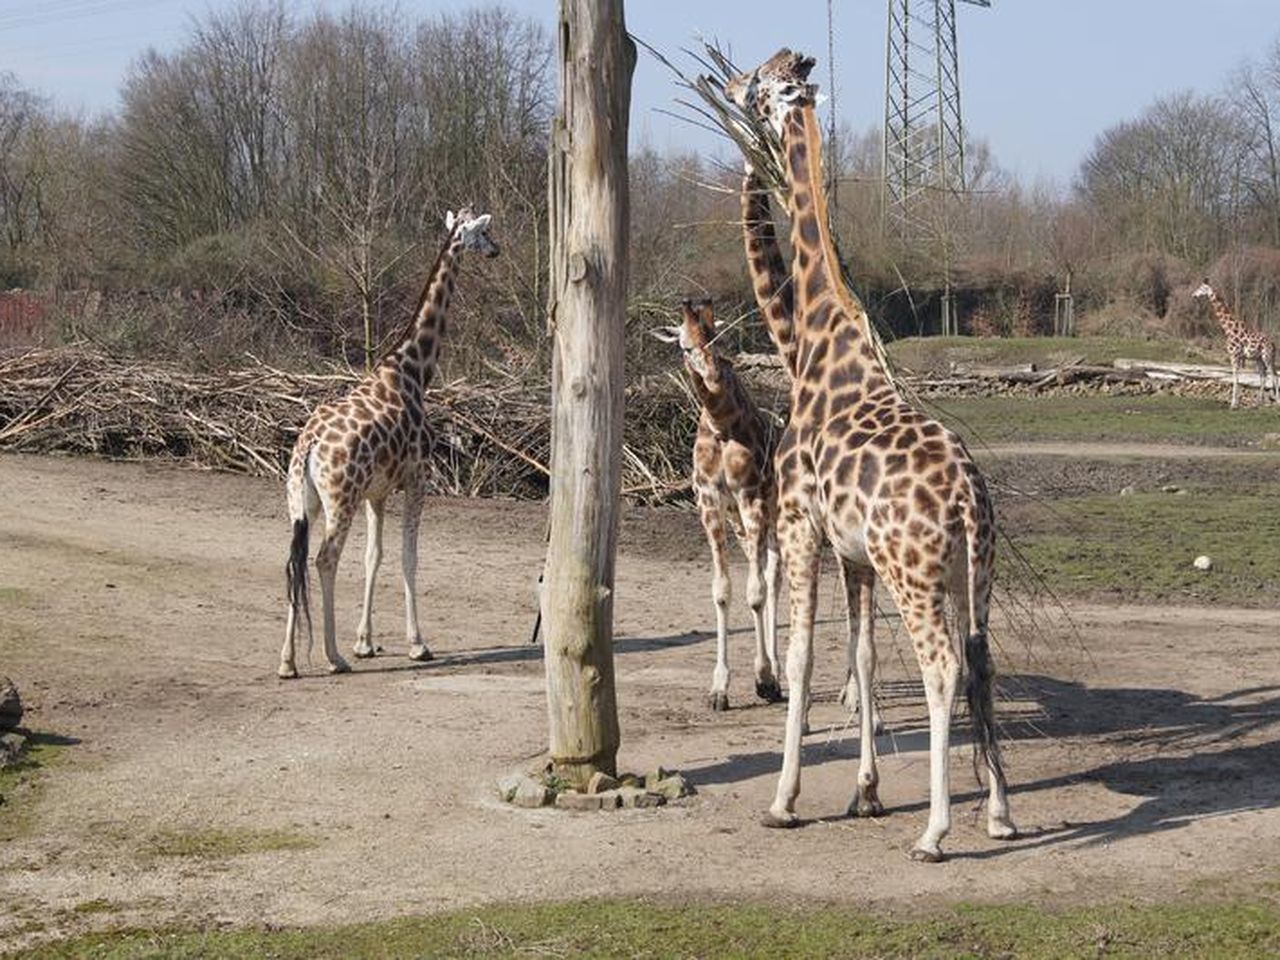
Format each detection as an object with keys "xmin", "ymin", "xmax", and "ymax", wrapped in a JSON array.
[
  {"xmin": 445, "ymin": 206, "xmax": 500, "ymax": 258},
  {"xmin": 723, "ymin": 48, "xmax": 816, "ymax": 136},
  {"xmin": 652, "ymin": 298, "xmax": 724, "ymax": 388},
  {"xmin": 1192, "ymin": 278, "xmax": 1214, "ymax": 300}
]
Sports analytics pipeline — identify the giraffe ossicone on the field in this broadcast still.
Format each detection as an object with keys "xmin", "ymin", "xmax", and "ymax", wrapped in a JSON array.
[
  {"xmin": 654, "ymin": 299, "xmax": 784, "ymax": 710},
  {"xmin": 279, "ymin": 207, "xmax": 499, "ymax": 679},
  {"xmin": 727, "ymin": 49, "xmax": 1015, "ymax": 861}
]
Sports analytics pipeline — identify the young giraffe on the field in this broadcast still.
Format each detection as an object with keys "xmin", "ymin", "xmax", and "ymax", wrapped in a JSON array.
[
  {"xmin": 280, "ymin": 207, "xmax": 499, "ymax": 679},
  {"xmin": 653, "ymin": 299, "xmax": 783, "ymax": 710},
  {"xmin": 741, "ymin": 164, "xmax": 883, "ymax": 733},
  {"xmin": 726, "ymin": 50, "xmax": 1015, "ymax": 861},
  {"xmin": 1193, "ymin": 279, "xmax": 1279, "ymax": 409}
]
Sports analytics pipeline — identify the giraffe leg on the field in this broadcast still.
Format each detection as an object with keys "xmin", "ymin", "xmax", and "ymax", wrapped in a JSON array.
[
  {"xmin": 738, "ymin": 492, "xmax": 782, "ymax": 703},
  {"xmin": 763, "ymin": 507, "xmax": 820, "ymax": 828},
  {"xmin": 699, "ymin": 488, "xmax": 732, "ymax": 711},
  {"xmin": 763, "ymin": 536, "xmax": 783, "ymax": 701},
  {"xmin": 847, "ymin": 564, "xmax": 884, "ymax": 817},
  {"xmin": 838, "ymin": 560, "xmax": 884, "ymax": 736},
  {"xmin": 353, "ymin": 498, "xmax": 385, "ymax": 658},
  {"xmin": 1231, "ymin": 358, "xmax": 1241, "ymax": 409},
  {"xmin": 314, "ymin": 508, "xmax": 353, "ymax": 676},
  {"xmin": 402, "ymin": 473, "xmax": 432, "ymax": 662}
]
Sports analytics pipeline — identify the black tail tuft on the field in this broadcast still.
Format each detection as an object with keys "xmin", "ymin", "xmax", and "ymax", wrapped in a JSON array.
[
  {"xmin": 965, "ymin": 630, "xmax": 1006, "ymax": 792},
  {"xmin": 286, "ymin": 516, "xmax": 312, "ymax": 644}
]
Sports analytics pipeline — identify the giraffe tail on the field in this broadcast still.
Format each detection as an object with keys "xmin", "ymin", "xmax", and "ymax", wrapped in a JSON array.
[
  {"xmin": 286, "ymin": 515, "xmax": 313, "ymax": 655},
  {"xmin": 962, "ymin": 493, "xmax": 1007, "ymax": 794}
]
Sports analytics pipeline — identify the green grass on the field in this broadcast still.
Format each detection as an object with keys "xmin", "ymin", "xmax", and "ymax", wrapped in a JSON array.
[
  {"xmin": 887, "ymin": 335, "xmax": 1217, "ymax": 374},
  {"xmin": 0, "ymin": 734, "xmax": 69, "ymax": 842},
  {"xmin": 9, "ymin": 899, "xmax": 1280, "ymax": 959},
  {"xmin": 930, "ymin": 394, "xmax": 1280, "ymax": 447},
  {"xmin": 1006, "ymin": 487, "xmax": 1280, "ymax": 606},
  {"xmin": 140, "ymin": 827, "xmax": 315, "ymax": 860}
]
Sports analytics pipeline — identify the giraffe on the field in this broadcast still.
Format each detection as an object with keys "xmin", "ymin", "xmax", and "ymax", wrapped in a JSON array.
[
  {"xmin": 279, "ymin": 207, "xmax": 499, "ymax": 679},
  {"xmin": 740, "ymin": 163, "xmax": 883, "ymax": 734},
  {"xmin": 1193, "ymin": 279, "xmax": 1279, "ymax": 409},
  {"xmin": 653, "ymin": 298, "xmax": 783, "ymax": 710},
  {"xmin": 725, "ymin": 49, "xmax": 1015, "ymax": 861}
]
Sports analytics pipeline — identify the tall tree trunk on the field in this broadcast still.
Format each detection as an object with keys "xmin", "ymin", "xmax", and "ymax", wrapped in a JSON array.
[{"xmin": 541, "ymin": 0, "xmax": 634, "ymax": 787}]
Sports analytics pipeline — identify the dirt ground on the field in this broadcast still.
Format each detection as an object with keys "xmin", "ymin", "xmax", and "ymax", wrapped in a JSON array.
[{"xmin": 1, "ymin": 451, "xmax": 1279, "ymax": 947}]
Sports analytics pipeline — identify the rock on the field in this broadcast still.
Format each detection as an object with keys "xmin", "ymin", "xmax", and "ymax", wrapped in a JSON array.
[
  {"xmin": 0, "ymin": 677, "xmax": 21, "ymax": 731},
  {"xmin": 555, "ymin": 790, "xmax": 602, "ymax": 811},
  {"xmin": 1119, "ymin": 485, "xmax": 1135, "ymax": 497},
  {"xmin": 587, "ymin": 771, "xmax": 619, "ymax": 794},
  {"xmin": 495, "ymin": 774, "xmax": 524, "ymax": 803},
  {"xmin": 616, "ymin": 787, "xmax": 666, "ymax": 809},
  {"xmin": 619, "ymin": 773, "xmax": 642, "ymax": 789},
  {"xmin": 643, "ymin": 767, "xmax": 671, "ymax": 790},
  {"xmin": 0, "ymin": 731, "xmax": 25, "ymax": 768},
  {"xmin": 1193, "ymin": 555, "xmax": 1213, "ymax": 571},
  {"xmin": 651, "ymin": 774, "xmax": 695, "ymax": 800},
  {"xmin": 1160, "ymin": 484, "xmax": 1182, "ymax": 494},
  {"xmin": 512, "ymin": 778, "xmax": 551, "ymax": 809}
]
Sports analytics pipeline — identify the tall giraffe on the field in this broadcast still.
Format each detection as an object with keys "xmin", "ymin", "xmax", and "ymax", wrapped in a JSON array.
[
  {"xmin": 726, "ymin": 50, "xmax": 1015, "ymax": 861},
  {"xmin": 653, "ymin": 298, "xmax": 783, "ymax": 710},
  {"xmin": 1193, "ymin": 279, "xmax": 1279, "ymax": 409},
  {"xmin": 741, "ymin": 165, "xmax": 882, "ymax": 733},
  {"xmin": 279, "ymin": 208, "xmax": 499, "ymax": 679}
]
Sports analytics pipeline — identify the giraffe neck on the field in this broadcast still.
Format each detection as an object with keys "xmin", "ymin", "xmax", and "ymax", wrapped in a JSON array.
[
  {"xmin": 780, "ymin": 103, "xmax": 885, "ymax": 369},
  {"xmin": 690, "ymin": 358, "xmax": 748, "ymax": 436},
  {"xmin": 1208, "ymin": 291, "xmax": 1242, "ymax": 339},
  {"xmin": 741, "ymin": 171, "xmax": 798, "ymax": 377},
  {"xmin": 390, "ymin": 235, "xmax": 464, "ymax": 385}
]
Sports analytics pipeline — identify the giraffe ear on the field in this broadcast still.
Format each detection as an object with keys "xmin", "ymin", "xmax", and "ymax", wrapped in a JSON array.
[
  {"xmin": 649, "ymin": 327, "xmax": 682, "ymax": 344},
  {"xmin": 473, "ymin": 214, "xmax": 492, "ymax": 230},
  {"xmin": 445, "ymin": 211, "xmax": 456, "ymax": 232}
]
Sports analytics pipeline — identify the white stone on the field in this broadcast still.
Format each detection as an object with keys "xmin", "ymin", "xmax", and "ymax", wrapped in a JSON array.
[{"xmin": 1193, "ymin": 555, "xmax": 1212, "ymax": 571}]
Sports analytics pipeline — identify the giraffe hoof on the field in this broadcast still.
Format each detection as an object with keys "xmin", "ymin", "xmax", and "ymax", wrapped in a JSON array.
[
  {"xmin": 709, "ymin": 692, "xmax": 730, "ymax": 712},
  {"xmin": 755, "ymin": 679, "xmax": 784, "ymax": 704},
  {"xmin": 988, "ymin": 818, "xmax": 1019, "ymax": 841},
  {"xmin": 407, "ymin": 643, "xmax": 434, "ymax": 662},
  {"xmin": 353, "ymin": 639, "xmax": 377, "ymax": 659},
  {"xmin": 847, "ymin": 790, "xmax": 884, "ymax": 819},
  {"xmin": 328, "ymin": 658, "xmax": 351, "ymax": 675},
  {"xmin": 909, "ymin": 845, "xmax": 945, "ymax": 863},
  {"xmin": 761, "ymin": 810, "xmax": 800, "ymax": 829},
  {"xmin": 277, "ymin": 664, "xmax": 299, "ymax": 680}
]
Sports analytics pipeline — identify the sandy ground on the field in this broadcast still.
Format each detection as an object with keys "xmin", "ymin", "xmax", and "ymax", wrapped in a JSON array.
[{"xmin": 1, "ymin": 451, "xmax": 1279, "ymax": 946}]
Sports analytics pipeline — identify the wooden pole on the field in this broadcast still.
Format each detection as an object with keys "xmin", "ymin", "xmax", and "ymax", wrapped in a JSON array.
[{"xmin": 541, "ymin": 0, "xmax": 634, "ymax": 786}]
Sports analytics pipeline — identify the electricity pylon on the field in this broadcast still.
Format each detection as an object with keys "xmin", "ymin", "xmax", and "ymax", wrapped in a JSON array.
[{"xmin": 882, "ymin": 0, "xmax": 988, "ymax": 334}]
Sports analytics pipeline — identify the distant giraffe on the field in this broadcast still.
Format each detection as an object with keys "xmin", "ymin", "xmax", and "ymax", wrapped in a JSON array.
[
  {"xmin": 1193, "ymin": 279, "xmax": 1279, "ymax": 408},
  {"xmin": 279, "ymin": 208, "xmax": 499, "ymax": 679},
  {"xmin": 726, "ymin": 49, "xmax": 1014, "ymax": 861},
  {"xmin": 741, "ymin": 164, "xmax": 883, "ymax": 733},
  {"xmin": 654, "ymin": 299, "xmax": 783, "ymax": 710}
]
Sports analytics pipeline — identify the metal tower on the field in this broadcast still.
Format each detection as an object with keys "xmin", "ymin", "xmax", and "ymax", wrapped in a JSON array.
[{"xmin": 882, "ymin": 0, "xmax": 988, "ymax": 332}]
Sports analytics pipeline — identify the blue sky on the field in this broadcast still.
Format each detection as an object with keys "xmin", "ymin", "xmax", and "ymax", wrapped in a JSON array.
[{"xmin": 1, "ymin": 0, "xmax": 1277, "ymax": 186}]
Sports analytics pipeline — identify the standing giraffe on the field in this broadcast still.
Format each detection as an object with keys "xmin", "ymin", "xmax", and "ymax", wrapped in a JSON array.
[
  {"xmin": 725, "ymin": 50, "xmax": 1015, "ymax": 861},
  {"xmin": 653, "ymin": 299, "xmax": 783, "ymax": 710},
  {"xmin": 741, "ymin": 164, "xmax": 882, "ymax": 733},
  {"xmin": 1193, "ymin": 279, "xmax": 1279, "ymax": 408},
  {"xmin": 279, "ymin": 208, "xmax": 499, "ymax": 679}
]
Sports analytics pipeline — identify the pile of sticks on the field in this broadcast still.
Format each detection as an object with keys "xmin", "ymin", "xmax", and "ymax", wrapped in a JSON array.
[{"xmin": 0, "ymin": 348, "xmax": 697, "ymax": 503}]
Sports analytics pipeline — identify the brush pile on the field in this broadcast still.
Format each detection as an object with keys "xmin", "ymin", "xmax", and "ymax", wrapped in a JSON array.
[{"xmin": 0, "ymin": 348, "xmax": 697, "ymax": 503}]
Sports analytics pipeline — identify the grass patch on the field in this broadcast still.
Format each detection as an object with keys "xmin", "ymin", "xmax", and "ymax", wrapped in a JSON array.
[
  {"xmin": 1005, "ymin": 487, "xmax": 1280, "ymax": 606},
  {"xmin": 931, "ymin": 394, "xmax": 1280, "ymax": 447},
  {"xmin": 887, "ymin": 335, "xmax": 1217, "ymax": 374},
  {"xmin": 140, "ymin": 827, "xmax": 315, "ymax": 860},
  {"xmin": 0, "ymin": 586, "xmax": 32, "ymax": 607},
  {"xmin": 10, "ymin": 898, "xmax": 1280, "ymax": 959},
  {"xmin": 0, "ymin": 734, "xmax": 70, "ymax": 842}
]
